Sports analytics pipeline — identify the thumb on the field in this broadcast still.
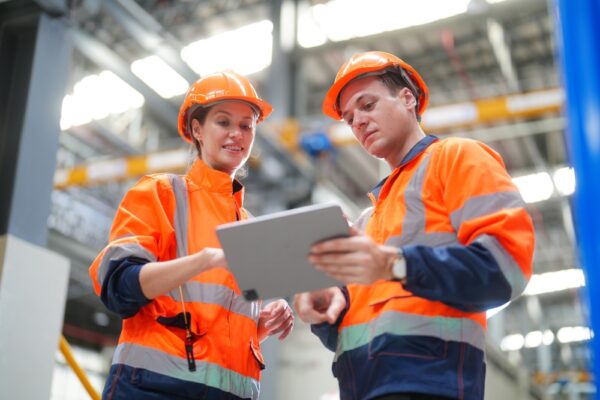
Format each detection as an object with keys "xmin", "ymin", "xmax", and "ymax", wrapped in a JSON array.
[{"xmin": 326, "ymin": 298, "xmax": 345, "ymax": 324}]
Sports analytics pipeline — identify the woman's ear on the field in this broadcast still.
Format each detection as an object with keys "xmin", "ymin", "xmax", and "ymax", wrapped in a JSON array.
[{"xmin": 191, "ymin": 119, "xmax": 203, "ymax": 145}]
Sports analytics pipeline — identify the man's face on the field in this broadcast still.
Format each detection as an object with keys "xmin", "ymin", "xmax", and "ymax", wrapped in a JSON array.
[{"xmin": 338, "ymin": 76, "xmax": 416, "ymax": 164}]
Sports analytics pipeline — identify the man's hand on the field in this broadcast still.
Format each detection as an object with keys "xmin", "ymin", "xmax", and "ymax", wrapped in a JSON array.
[
  {"xmin": 257, "ymin": 299, "xmax": 294, "ymax": 342},
  {"xmin": 309, "ymin": 229, "xmax": 397, "ymax": 285},
  {"xmin": 293, "ymin": 287, "xmax": 346, "ymax": 324}
]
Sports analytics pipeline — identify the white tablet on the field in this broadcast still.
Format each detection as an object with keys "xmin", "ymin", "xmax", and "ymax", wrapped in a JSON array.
[{"xmin": 216, "ymin": 203, "xmax": 350, "ymax": 301}]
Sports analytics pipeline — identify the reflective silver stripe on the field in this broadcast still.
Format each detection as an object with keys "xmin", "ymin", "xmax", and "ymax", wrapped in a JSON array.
[
  {"xmin": 169, "ymin": 174, "xmax": 189, "ymax": 258},
  {"xmin": 353, "ymin": 206, "xmax": 374, "ymax": 233},
  {"xmin": 335, "ymin": 310, "xmax": 485, "ymax": 360},
  {"xmin": 113, "ymin": 342, "xmax": 259, "ymax": 400},
  {"xmin": 400, "ymin": 154, "xmax": 431, "ymax": 244},
  {"xmin": 168, "ymin": 282, "xmax": 261, "ymax": 322},
  {"xmin": 386, "ymin": 232, "xmax": 459, "ymax": 247},
  {"xmin": 475, "ymin": 234, "xmax": 528, "ymax": 300},
  {"xmin": 450, "ymin": 191, "xmax": 525, "ymax": 231},
  {"xmin": 383, "ymin": 155, "xmax": 459, "ymax": 247},
  {"xmin": 97, "ymin": 243, "xmax": 156, "ymax": 286}
]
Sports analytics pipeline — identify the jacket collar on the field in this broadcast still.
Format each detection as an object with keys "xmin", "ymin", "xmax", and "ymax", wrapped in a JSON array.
[
  {"xmin": 187, "ymin": 159, "xmax": 245, "ymax": 205},
  {"xmin": 370, "ymin": 135, "xmax": 438, "ymax": 201}
]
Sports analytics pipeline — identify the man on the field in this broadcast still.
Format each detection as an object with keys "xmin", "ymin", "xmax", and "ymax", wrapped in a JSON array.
[{"xmin": 294, "ymin": 51, "xmax": 535, "ymax": 400}]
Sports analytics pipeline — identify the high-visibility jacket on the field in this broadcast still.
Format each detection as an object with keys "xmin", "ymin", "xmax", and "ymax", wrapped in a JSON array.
[
  {"xmin": 313, "ymin": 135, "xmax": 534, "ymax": 400},
  {"xmin": 89, "ymin": 159, "xmax": 264, "ymax": 400}
]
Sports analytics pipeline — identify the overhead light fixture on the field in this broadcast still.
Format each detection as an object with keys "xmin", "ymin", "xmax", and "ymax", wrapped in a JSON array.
[
  {"xmin": 500, "ymin": 333, "xmax": 524, "ymax": 351},
  {"xmin": 512, "ymin": 172, "xmax": 554, "ymax": 203},
  {"xmin": 298, "ymin": 0, "xmax": 474, "ymax": 48},
  {"xmin": 524, "ymin": 268, "xmax": 585, "ymax": 296},
  {"xmin": 556, "ymin": 326, "xmax": 592, "ymax": 344},
  {"xmin": 61, "ymin": 71, "xmax": 145, "ymax": 130},
  {"xmin": 181, "ymin": 20, "xmax": 273, "ymax": 76},
  {"xmin": 131, "ymin": 56, "xmax": 189, "ymax": 99},
  {"xmin": 524, "ymin": 330, "xmax": 543, "ymax": 348},
  {"xmin": 553, "ymin": 166, "xmax": 576, "ymax": 196},
  {"xmin": 500, "ymin": 328, "xmax": 588, "ymax": 352},
  {"xmin": 488, "ymin": 268, "xmax": 584, "ymax": 319},
  {"xmin": 542, "ymin": 330, "xmax": 555, "ymax": 346}
]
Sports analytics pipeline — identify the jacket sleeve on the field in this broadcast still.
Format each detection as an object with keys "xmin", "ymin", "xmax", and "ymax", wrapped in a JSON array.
[
  {"xmin": 310, "ymin": 287, "xmax": 350, "ymax": 352},
  {"xmin": 89, "ymin": 175, "xmax": 175, "ymax": 318},
  {"xmin": 402, "ymin": 139, "xmax": 535, "ymax": 312}
]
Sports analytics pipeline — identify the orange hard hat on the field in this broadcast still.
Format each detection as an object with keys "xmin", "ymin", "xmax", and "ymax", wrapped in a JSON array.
[
  {"xmin": 178, "ymin": 70, "xmax": 273, "ymax": 143},
  {"xmin": 322, "ymin": 51, "xmax": 429, "ymax": 121}
]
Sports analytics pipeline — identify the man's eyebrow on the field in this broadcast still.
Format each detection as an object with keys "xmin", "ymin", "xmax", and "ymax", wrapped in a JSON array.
[{"xmin": 341, "ymin": 94, "xmax": 366, "ymax": 121}]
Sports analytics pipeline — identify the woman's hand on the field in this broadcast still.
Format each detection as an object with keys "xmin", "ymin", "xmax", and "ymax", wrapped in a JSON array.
[
  {"xmin": 202, "ymin": 247, "xmax": 228, "ymax": 271},
  {"xmin": 257, "ymin": 299, "xmax": 294, "ymax": 342}
]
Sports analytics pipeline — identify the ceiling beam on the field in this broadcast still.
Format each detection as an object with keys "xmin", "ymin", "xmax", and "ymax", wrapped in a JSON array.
[{"xmin": 101, "ymin": 0, "xmax": 198, "ymax": 83}]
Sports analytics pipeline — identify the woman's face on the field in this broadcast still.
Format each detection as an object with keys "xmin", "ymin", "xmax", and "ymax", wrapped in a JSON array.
[{"xmin": 191, "ymin": 101, "xmax": 257, "ymax": 176}]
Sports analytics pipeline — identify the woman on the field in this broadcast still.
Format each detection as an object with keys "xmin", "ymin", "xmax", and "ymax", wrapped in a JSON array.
[{"xmin": 89, "ymin": 71, "xmax": 294, "ymax": 400}]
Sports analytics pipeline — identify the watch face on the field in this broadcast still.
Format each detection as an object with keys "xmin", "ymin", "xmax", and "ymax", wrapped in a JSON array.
[{"xmin": 392, "ymin": 258, "xmax": 406, "ymax": 281}]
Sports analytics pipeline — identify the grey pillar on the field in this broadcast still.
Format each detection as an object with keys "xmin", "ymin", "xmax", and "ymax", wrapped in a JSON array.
[
  {"xmin": 0, "ymin": 1, "xmax": 71, "ymax": 398},
  {"xmin": 264, "ymin": 0, "xmax": 295, "ymax": 121},
  {"xmin": 0, "ymin": 0, "xmax": 71, "ymax": 246}
]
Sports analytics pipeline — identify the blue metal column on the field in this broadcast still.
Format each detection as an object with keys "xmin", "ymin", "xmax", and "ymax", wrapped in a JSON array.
[{"xmin": 553, "ymin": 0, "xmax": 600, "ymax": 391}]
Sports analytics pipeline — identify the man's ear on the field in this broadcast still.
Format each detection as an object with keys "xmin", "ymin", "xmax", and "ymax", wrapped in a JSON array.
[{"xmin": 399, "ymin": 87, "xmax": 417, "ymax": 109}]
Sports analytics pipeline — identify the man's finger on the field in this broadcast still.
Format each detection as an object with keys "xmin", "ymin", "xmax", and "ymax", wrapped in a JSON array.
[{"xmin": 311, "ymin": 236, "xmax": 366, "ymax": 254}]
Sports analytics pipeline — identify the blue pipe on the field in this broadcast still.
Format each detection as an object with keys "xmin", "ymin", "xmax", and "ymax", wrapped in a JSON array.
[{"xmin": 553, "ymin": 0, "xmax": 600, "ymax": 393}]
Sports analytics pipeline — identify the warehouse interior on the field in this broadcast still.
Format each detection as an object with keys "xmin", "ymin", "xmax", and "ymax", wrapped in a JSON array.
[{"xmin": 0, "ymin": 0, "xmax": 596, "ymax": 399}]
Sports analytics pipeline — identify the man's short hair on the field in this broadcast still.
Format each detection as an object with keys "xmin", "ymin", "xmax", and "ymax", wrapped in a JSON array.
[{"xmin": 376, "ymin": 67, "xmax": 422, "ymax": 122}]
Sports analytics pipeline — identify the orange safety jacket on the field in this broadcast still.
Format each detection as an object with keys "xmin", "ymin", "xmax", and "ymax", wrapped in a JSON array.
[
  {"xmin": 89, "ymin": 159, "xmax": 264, "ymax": 400},
  {"xmin": 312, "ymin": 136, "xmax": 535, "ymax": 400}
]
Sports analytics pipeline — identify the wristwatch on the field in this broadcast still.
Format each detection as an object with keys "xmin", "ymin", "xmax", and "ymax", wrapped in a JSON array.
[{"xmin": 390, "ymin": 248, "xmax": 406, "ymax": 282}]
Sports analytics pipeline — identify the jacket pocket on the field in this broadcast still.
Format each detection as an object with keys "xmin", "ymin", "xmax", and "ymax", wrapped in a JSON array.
[{"xmin": 249, "ymin": 339, "xmax": 265, "ymax": 370}]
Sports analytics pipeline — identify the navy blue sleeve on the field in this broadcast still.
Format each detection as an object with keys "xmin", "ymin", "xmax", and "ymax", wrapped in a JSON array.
[
  {"xmin": 310, "ymin": 287, "xmax": 350, "ymax": 352},
  {"xmin": 100, "ymin": 257, "xmax": 152, "ymax": 318},
  {"xmin": 402, "ymin": 241, "xmax": 512, "ymax": 313}
]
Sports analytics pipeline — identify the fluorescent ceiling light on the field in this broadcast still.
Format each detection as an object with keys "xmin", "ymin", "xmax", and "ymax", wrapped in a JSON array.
[
  {"xmin": 298, "ymin": 7, "xmax": 327, "ymax": 47},
  {"xmin": 542, "ymin": 330, "xmax": 555, "ymax": 346},
  {"xmin": 501, "ymin": 329, "xmax": 553, "ymax": 351},
  {"xmin": 61, "ymin": 71, "xmax": 145, "ymax": 130},
  {"xmin": 298, "ymin": 0, "xmax": 470, "ymax": 48},
  {"xmin": 512, "ymin": 172, "xmax": 554, "ymax": 203},
  {"xmin": 553, "ymin": 166, "xmax": 576, "ymax": 196},
  {"xmin": 131, "ymin": 56, "xmax": 189, "ymax": 98},
  {"xmin": 524, "ymin": 268, "xmax": 585, "ymax": 296},
  {"xmin": 524, "ymin": 330, "xmax": 543, "ymax": 348},
  {"xmin": 500, "ymin": 327, "xmax": 594, "ymax": 352},
  {"xmin": 181, "ymin": 20, "xmax": 273, "ymax": 76},
  {"xmin": 500, "ymin": 334, "xmax": 524, "ymax": 351},
  {"xmin": 557, "ymin": 326, "xmax": 592, "ymax": 344}
]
